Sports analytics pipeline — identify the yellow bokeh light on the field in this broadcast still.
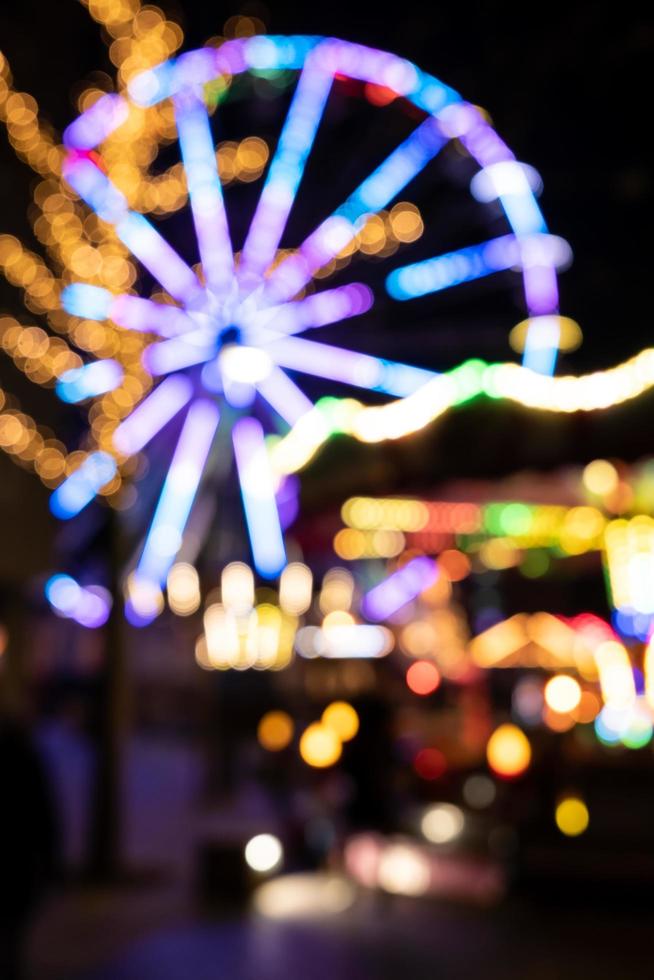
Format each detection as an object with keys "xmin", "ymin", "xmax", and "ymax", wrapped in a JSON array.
[
  {"xmin": 486, "ymin": 723, "xmax": 531, "ymax": 778},
  {"xmin": 555, "ymin": 797, "xmax": 589, "ymax": 837},
  {"xmin": 299, "ymin": 722, "xmax": 342, "ymax": 768},
  {"xmin": 258, "ymin": 711, "xmax": 294, "ymax": 752},
  {"xmin": 322, "ymin": 701, "xmax": 359, "ymax": 742},
  {"xmin": 583, "ymin": 459, "xmax": 618, "ymax": 496},
  {"xmin": 544, "ymin": 674, "xmax": 582, "ymax": 714}
]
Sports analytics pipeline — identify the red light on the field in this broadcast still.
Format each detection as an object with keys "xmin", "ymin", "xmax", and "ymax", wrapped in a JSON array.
[
  {"xmin": 413, "ymin": 747, "xmax": 447, "ymax": 780},
  {"xmin": 406, "ymin": 660, "xmax": 441, "ymax": 696},
  {"xmin": 364, "ymin": 83, "xmax": 398, "ymax": 106}
]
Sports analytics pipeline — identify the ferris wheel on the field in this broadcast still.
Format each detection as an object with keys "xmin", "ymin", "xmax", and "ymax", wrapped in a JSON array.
[{"xmin": 53, "ymin": 35, "xmax": 571, "ymax": 623}]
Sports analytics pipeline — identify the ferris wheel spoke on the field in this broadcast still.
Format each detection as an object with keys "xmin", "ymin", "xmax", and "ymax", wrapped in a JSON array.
[
  {"xmin": 265, "ymin": 335, "xmax": 436, "ymax": 396},
  {"xmin": 60, "ymin": 284, "xmax": 196, "ymax": 337},
  {"xmin": 112, "ymin": 375, "xmax": 194, "ymax": 455},
  {"xmin": 232, "ymin": 416, "xmax": 287, "ymax": 578},
  {"xmin": 239, "ymin": 62, "xmax": 334, "ymax": 285},
  {"xmin": 110, "ymin": 295, "xmax": 196, "ymax": 337},
  {"xmin": 175, "ymin": 91, "xmax": 235, "ymax": 298},
  {"xmin": 256, "ymin": 366, "xmax": 314, "ymax": 426},
  {"xmin": 63, "ymin": 156, "xmax": 205, "ymax": 307},
  {"xmin": 136, "ymin": 399, "xmax": 220, "ymax": 586},
  {"xmin": 262, "ymin": 117, "xmax": 448, "ymax": 306},
  {"xmin": 143, "ymin": 332, "xmax": 215, "ymax": 375},
  {"xmin": 386, "ymin": 234, "xmax": 519, "ymax": 300},
  {"xmin": 251, "ymin": 283, "xmax": 374, "ymax": 341},
  {"xmin": 386, "ymin": 230, "xmax": 571, "ymax": 303},
  {"xmin": 50, "ymin": 452, "xmax": 117, "ymax": 520}
]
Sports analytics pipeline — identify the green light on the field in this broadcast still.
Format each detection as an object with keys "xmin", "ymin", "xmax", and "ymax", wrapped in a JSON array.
[
  {"xmin": 621, "ymin": 717, "xmax": 653, "ymax": 750},
  {"xmin": 519, "ymin": 549, "xmax": 550, "ymax": 578}
]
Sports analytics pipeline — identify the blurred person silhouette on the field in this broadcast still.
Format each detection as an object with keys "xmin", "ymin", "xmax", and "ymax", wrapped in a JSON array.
[{"xmin": 0, "ymin": 690, "xmax": 60, "ymax": 980}]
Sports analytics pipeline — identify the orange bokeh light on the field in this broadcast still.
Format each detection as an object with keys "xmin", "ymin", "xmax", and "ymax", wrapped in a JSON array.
[{"xmin": 406, "ymin": 660, "xmax": 441, "ymax": 696}]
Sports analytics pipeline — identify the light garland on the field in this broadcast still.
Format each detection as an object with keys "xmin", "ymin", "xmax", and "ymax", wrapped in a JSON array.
[{"xmin": 270, "ymin": 349, "xmax": 654, "ymax": 476}]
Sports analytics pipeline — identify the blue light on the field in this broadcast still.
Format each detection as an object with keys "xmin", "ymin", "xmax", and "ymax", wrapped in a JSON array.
[
  {"xmin": 128, "ymin": 59, "xmax": 177, "ymax": 106},
  {"xmin": 594, "ymin": 706, "xmax": 626, "ymax": 746},
  {"xmin": 136, "ymin": 400, "xmax": 220, "ymax": 585},
  {"xmin": 64, "ymin": 158, "xmax": 127, "ymax": 223},
  {"xmin": 338, "ymin": 118, "xmax": 446, "ymax": 220},
  {"xmin": 50, "ymin": 452, "xmax": 117, "ymax": 519},
  {"xmin": 413, "ymin": 70, "xmax": 460, "ymax": 113},
  {"xmin": 613, "ymin": 608, "xmax": 654, "ymax": 642},
  {"xmin": 45, "ymin": 574, "xmax": 81, "ymax": 614},
  {"xmin": 56, "ymin": 360, "xmax": 124, "ymax": 403},
  {"xmin": 61, "ymin": 283, "xmax": 113, "ymax": 320},
  {"xmin": 500, "ymin": 193, "xmax": 547, "ymax": 236},
  {"xmin": 386, "ymin": 235, "xmax": 516, "ymax": 300},
  {"xmin": 232, "ymin": 416, "xmax": 287, "ymax": 578}
]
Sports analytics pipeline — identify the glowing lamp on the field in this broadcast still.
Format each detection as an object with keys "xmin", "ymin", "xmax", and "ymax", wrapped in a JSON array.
[
  {"xmin": 554, "ymin": 798, "xmax": 589, "ymax": 837},
  {"xmin": 486, "ymin": 724, "xmax": 531, "ymax": 779},
  {"xmin": 322, "ymin": 701, "xmax": 359, "ymax": 742},
  {"xmin": 258, "ymin": 711, "xmax": 294, "ymax": 751},
  {"xmin": 299, "ymin": 722, "xmax": 342, "ymax": 768},
  {"xmin": 244, "ymin": 833, "xmax": 283, "ymax": 873},
  {"xmin": 406, "ymin": 660, "xmax": 441, "ymax": 696},
  {"xmin": 544, "ymin": 675, "xmax": 582, "ymax": 714}
]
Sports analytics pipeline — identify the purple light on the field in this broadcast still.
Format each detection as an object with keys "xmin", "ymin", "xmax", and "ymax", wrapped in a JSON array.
[
  {"xmin": 111, "ymin": 295, "xmax": 195, "ymax": 337},
  {"xmin": 232, "ymin": 416, "xmax": 287, "ymax": 578},
  {"xmin": 312, "ymin": 40, "xmax": 419, "ymax": 96},
  {"xmin": 276, "ymin": 474, "xmax": 300, "ymax": 529},
  {"xmin": 115, "ymin": 211, "xmax": 204, "ymax": 307},
  {"xmin": 239, "ymin": 60, "xmax": 333, "ymax": 284},
  {"xmin": 143, "ymin": 334, "xmax": 215, "ymax": 375},
  {"xmin": 361, "ymin": 557, "xmax": 438, "ymax": 622},
  {"xmin": 259, "ymin": 283, "xmax": 373, "ymax": 338},
  {"xmin": 137, "ymin": 399, "xmax": 220, "ymax": 586},
  {"xmin": 523, "ymin": 264, "xmax": 559, "ymax": 316},
  {"xmin": 266, "ymin": 336, "xmax": 435, "ymax": 395},
  {"xmin": 45, "ymin": 574, "xmax": 111, "ymax": 629},
  {"xmin": 63, "ymin": 93, "xmax": 129, "ymax": 149},
  {"xmin": 175, "ymin": 91, "xmax": 234, "ymax": 296},
  {"xmin": 112, "ymin": 375, "xmax": 193, "ymax": 455}
]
